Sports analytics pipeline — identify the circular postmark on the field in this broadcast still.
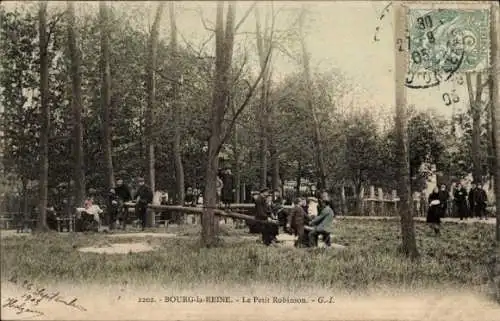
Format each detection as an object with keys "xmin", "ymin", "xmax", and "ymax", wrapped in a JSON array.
[{"xmin": 405, "ymin": 10, "xmax": 469, "ymax": 89}]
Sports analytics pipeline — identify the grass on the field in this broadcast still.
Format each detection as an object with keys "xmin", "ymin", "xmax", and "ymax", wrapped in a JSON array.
[{"xmin": 1, "ymin": 218, "xmax": 498, "ymax": 293}]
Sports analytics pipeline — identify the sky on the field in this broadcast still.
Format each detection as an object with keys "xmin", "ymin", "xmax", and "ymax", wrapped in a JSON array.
[{"xmin": 1, "ymin": 1, "xmax": 494, "ymax": 122}]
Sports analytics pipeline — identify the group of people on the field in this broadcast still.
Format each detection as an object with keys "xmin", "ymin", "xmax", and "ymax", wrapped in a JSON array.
[
  {"xmin": 252, "ymin": 188, "xmax": 335, "ymax": 248},
  {"xmin": 426, "ymin": 182, "xmax": 488, "ymax": 235},
  {"xmin": 78, "ymin": 177, "xmax": 153, "ymax": 232}
]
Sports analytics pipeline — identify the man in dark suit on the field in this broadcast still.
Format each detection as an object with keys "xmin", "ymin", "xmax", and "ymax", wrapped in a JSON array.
[
  {"xmin": 454, "ymin": 183, "xmax": 468, "ymax": 220},
  {"xmin": 115, "ymin": 178, "xmax": 132, "ymax": 229},
  {"xmin": 474, "ymin": 185, "xmax": 488, "ymax": 220},
  {"xmin": 221, "ymin": 168, "xmax": 235, "ymax": 209},
  {"xmin": 468, "ymin": 183, "xmax": 477, "ymax": 218},
  {"xmin": 438, "ymin": 184, "xmax": 450, "ymax": 218},
  {"xmin": 287, "ymin": 198, "xmax": 309, "ymax": 248},
  {"xmin": 254, "ymin": 188, "xmax": 279, "ymax": 246},
  {"xmin": 134, "ymin": 177, "xmax": 153, "ymax": 231}
]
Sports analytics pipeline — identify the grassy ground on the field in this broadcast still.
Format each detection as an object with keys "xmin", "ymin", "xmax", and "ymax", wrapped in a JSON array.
[{"xmin": 1, "ymin": 219, "xmax": 498, "ymax": 292}]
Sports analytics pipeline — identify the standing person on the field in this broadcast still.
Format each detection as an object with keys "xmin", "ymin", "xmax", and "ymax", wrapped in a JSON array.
[
  {"xmin": 134, "ymin": 177, "xmax": 153, "ymax": 231},
  {"xmin": 107, "ymin": 188, "xmax": 119, "ymax": 230},
  {"xmin": 427, "ymin": 187, "xmax": 442, "ymax": 235},
  {"xmin": 287, "ymin": 198, "xmax": 308, "ymax": 248},
  {"xmin": 308, "ymin": 192, "xmax": 334, "ymax": 248},
  {"xmin": 216, "ymin": 174, "xmax": 223, "ymax": 207},
  {"xmin": 468, "ymin": 183, "xmax": 477, "ymax": 218},
  {"xmin": 254, "ymin": 188, "xmax": 279, "ymax": 246},
  {"xmin": 454, "ymin": 183, "xmax": 468, "ymax": 220},
  {"xmin": 474, "ymin": 185, "xmax": 488, "ymax": 220},
  {"xmin": 115, "ymin": 178, "xmax": 132, "ymax": 229},
  {"xmin": 185, "ymin": 187, "xmax": 195, "ymax": 206},
  {"xmin": 438, "ymin": 184, "xmax": 450, "ymax": 218},
  {"xmin": 159, "ymin": 194, "xmax": 170, "ymax": 226},
  {"xmin": 221, "ymin": 168, "xmax": 235, "ymax": 209}
]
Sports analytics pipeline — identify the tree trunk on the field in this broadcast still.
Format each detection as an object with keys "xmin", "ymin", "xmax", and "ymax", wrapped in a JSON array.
[
  {"xmin": 233, "ymin": 124, "xmax": 241, "ymax": 203},
  {"xmin": 67, "ymin": 1, "xmax": 85, "ymax": 207},
  {"xmin": 490, "ymin": 3, "xmax": 500, "ymax": 243},
  {"xmin": 270, "ymin": 143, "xmax": 280, "ymax": 191},
  {"xmin": 466, "ymin": 72, "xmax": 486, "ymax": 185},
  {"xmin": 202, "ymin": 1, "xmax": 235, "ymax": 247},
  {"xmin": 22, "ymin": 179, "xmax": 29, "ymax": 220},
  {"xmin": 298, "ymin": 7, "xmax": 327, "ymax": 190},
  {"xmin": 145, "ymin": 3, "xmax": 165, "ymax": 193},
  {"xmin": 169, "ymin": 2, "xmax": 185, "ymax": 205},
  {"xmin": 99, "ymin": 1, "xmax": 115, "ymax": 191},
  {"xmin": 393, "ymin": 2, "xmax": 419, "ymax": 260},
  {"xmin": 295, "ymin": 161, "xmax": 301, "ymax": 196},
  {"xmin": 37, "ymin": 1, "xmax": 49, "ymax": 232},
  {"xmin": 255, "ymin": 6, "xmax": 271, "ymax": 189}
]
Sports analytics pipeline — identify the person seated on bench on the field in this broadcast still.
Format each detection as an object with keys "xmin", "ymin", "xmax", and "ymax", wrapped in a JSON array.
[
  {"xmin": 107, "ymin": 188, "xmax": 120, "ymax": 230},
  {"xmin": 76, "ymin": 197, "xmax": 103, "ymax": 232},
  {"xmin": 308, "ymin": 192, "xmax": 334, "ymax": 248}
]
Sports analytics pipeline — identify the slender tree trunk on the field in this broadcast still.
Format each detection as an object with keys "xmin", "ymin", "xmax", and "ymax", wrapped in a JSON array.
[
  {"xmin": 255, "ymin": 6, "xmax": 270, "ymax": 189},
  {"xmin": 233, "ymin": 124, "xmax": 241, "ymax": 203},
  {"xmin": 99, "ymin": 1, "xmax": 115, "ymax": 191},
  {"xmin": 67, "ymin": 1, "xmax": 85, "ymax": 207},
  {"xmin": 22, "ymin": 179, "xmax": 29, "ymax": 219},
  {"xmin": 37, "ymin": 1, "xmax": 49, "ymax": 232},
  {"xmin": 202, "ymin": 1, "xmax": 235, "ymax": 247},
  {"xmin": 169, "ymin": 2, "xmax": 185, "ymax": 205},
  {"xmin": 270, "ymin": 146, "xmax": 280, "ymax": 191},
  {"xmin": 467, "ymin": 72, "xmax": 486, "ymax": 185},
  {"xmin": 296, "ymin": 161, "xmax": 301, "ymax": 196},
  {"xmin": 145, "ymin": 3, "xmax": 165, "ymax": 193},
  {"xmin": 490, "ymin": 3, "xmax": 500, "ymax": 243},
  {"xmin": 393, "ymin": 2, "xmax": 418, "ymax": 260},
  {"xmin": 298, "ymin": 7, "xmax": 327, "ymax": 190}
]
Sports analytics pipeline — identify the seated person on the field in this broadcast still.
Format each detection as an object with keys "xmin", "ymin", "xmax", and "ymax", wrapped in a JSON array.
[
  {"xmin": 272, "ymin": 197, "xmax": 288, "ymax": 229},
  {"xmin": 76, "ymin": 197, "xmax": 103, "ymax": 232},
  {"xmin": 108, "ymin": 188, "xmax": 120, "ymax": 229},
  {"xmin": 308, "ymin": 192, "xmax": 334, "ymax": 248}
]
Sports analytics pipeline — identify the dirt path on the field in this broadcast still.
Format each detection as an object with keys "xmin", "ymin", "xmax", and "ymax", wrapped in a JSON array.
[{"xmin": 1, "ymin": 282, "xmax": 499, "ymax": 321}]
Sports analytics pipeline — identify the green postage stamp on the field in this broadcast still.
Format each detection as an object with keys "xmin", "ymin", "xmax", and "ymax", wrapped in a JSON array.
[{"xmin": 406, "ymin": 8, "xmax": 490, "ymax": 88}]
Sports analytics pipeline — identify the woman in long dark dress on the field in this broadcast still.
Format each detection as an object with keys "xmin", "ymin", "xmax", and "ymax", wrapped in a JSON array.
[{"xmin": 427, "ymin": 187, "xmax": 442, "ymax": 235}]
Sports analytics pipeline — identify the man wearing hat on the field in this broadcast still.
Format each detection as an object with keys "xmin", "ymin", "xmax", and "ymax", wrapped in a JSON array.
[
  {"xmin": 134, "ymin": 177, "xmax": 154, "ymax": 231},
  {"xmin": 254, "ymin": 188, "xmax": 279, "ymax": 246},
  {"xmin": 308, "ymin": 191, "xmax": 334, "ymax": 247}
]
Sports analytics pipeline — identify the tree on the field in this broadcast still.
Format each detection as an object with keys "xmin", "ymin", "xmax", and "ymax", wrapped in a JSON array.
[
  {"xmin": 298, "ymin": 6, "xmax": 327, "ymax": 190},
  {"xmin": 466, "ymin": 72, "xmax": 491, "ymax": 185},
  {"xmin": 37, "ymin": 1, "xmax": 50, "ymax": 231},
  {"xmin": 490, "ymin": 3, "xmax": 499, "ymax": 243},
  {"xmin": 201, "ymin": 1, "xmax": 273, "ymax": 246},
  {"xmin": 255, "ymin": 5, "xmax": 273, "ymax": 189},
  {"xmin": 0, "ymin": 7, "xmax": 41, "ymax": 213},
  {"xmin": 99, "ymin": 1, "xmax": 115, "ymax": 191},
  {"xmin": 67, "ymin": 1, "xmax": 85, "ymax": 206},
  {"xmin": 144, "ymin": 2, "xmax": 165, "ymax": 193},
  {"xmin": 168, "ymin": 2, "xmax": 185, "ymax": 204},
  {"xmin": 393, "ymin": 2, "xmax": 418, "ymax": 260},
  {"xmin": 342, "ymin": 113, "xmax": 381, "ymax": 210}
]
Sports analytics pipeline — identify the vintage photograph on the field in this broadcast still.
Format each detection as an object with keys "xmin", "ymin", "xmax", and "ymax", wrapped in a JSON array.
[{"xmin": 1, "ymin": 1, "xmax": 499, "ymax": 320}]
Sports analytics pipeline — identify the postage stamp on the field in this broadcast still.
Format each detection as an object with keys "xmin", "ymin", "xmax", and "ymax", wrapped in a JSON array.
[{"xmin": 405, "ymin": 9, "xmax": 490, "ymax": 89}]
